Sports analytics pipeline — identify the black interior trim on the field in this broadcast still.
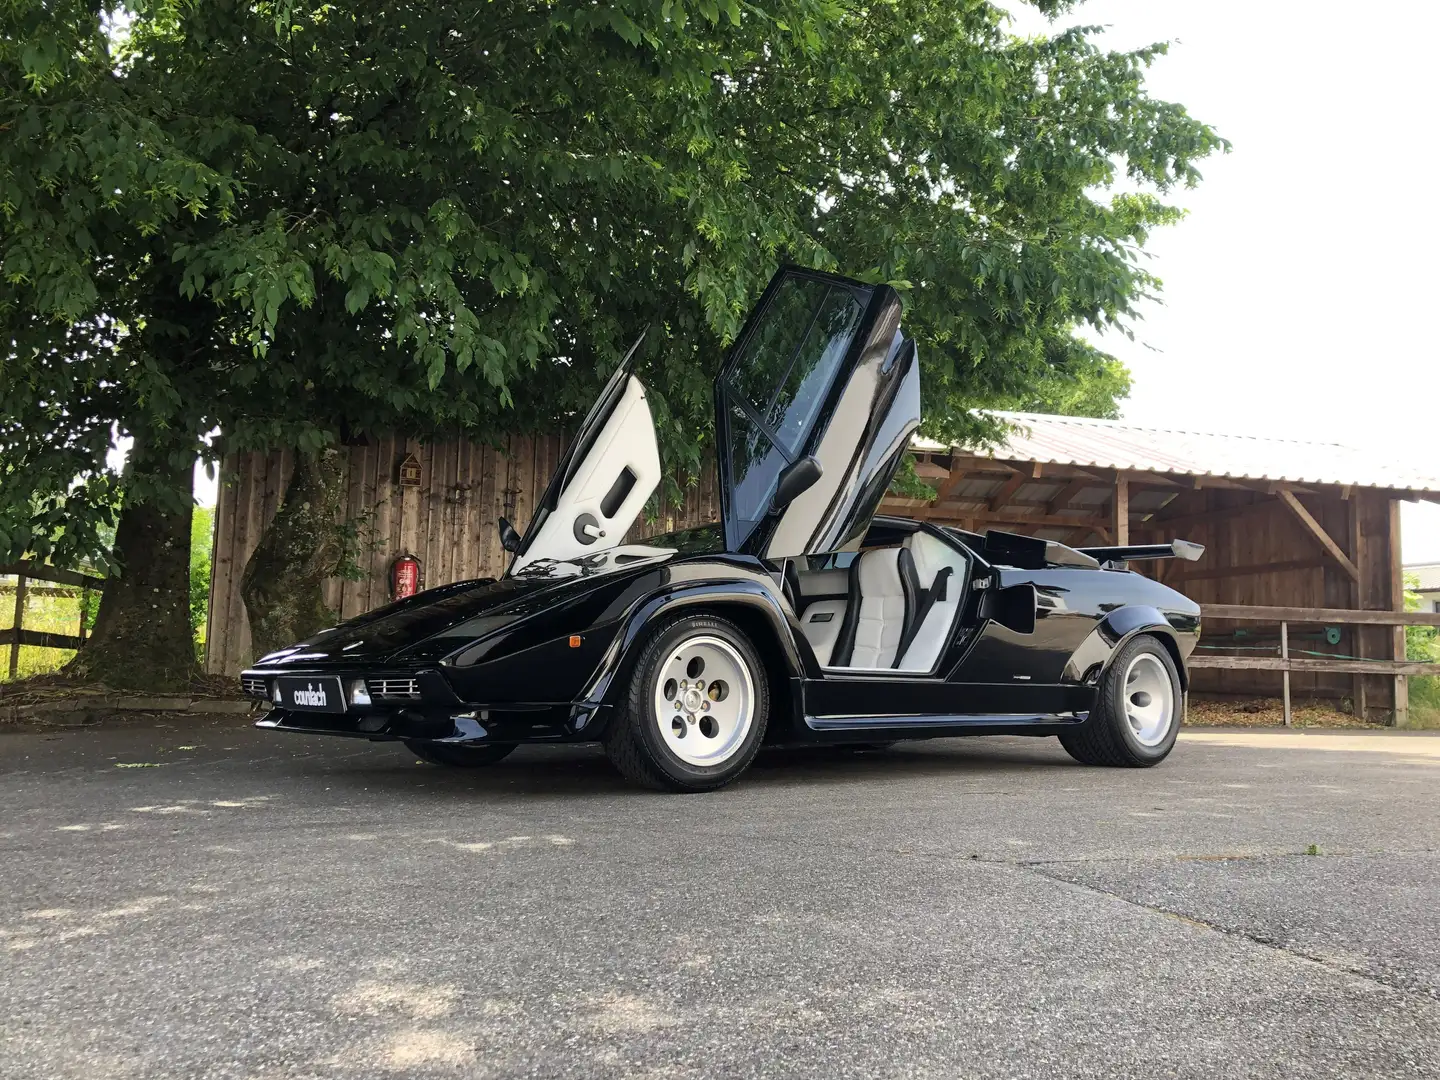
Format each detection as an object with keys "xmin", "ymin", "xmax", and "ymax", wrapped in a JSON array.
[
  {"xmin": 893, "ymin": 547, "xmax": 922, "ymax": 668},
  {"xmin": 896, "ymin": 564, "xmax": 954, "ymax": 664},
  {"xmin": 830, "ymin": 556, "xmax": 865, "ymax": 667},
  {"xmin": 782, "ymin": 558, "xmax": 803, "ymax": 614}
]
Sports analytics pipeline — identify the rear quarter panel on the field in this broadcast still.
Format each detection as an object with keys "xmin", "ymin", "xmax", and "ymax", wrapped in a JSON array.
[{"xmin": 949, "ymin": 567, "xmax": 1200, "ymax": 688}]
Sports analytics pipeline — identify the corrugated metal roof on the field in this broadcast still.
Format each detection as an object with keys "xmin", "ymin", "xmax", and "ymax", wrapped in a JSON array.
[
  {"xmin": 1407, "ymin": 563, "xmax": 1440, "ymax": 591},
  {"xmin": 913, "ymin": 412, "xmax": 1440, "ymax": 493}
]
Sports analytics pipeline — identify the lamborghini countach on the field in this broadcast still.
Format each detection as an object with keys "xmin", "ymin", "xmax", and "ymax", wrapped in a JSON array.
[{"xmin": 244, "ymin": 266, "xmax": 1203, "ymax": 791}]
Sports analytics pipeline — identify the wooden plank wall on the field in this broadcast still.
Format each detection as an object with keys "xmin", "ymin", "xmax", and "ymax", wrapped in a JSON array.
[
  {"xmin": 1135, "ymin": 487, "xmax": 1397, "ymax": 709},
  {"xmin": 206, "ymin": 438, "xmax": 720, "ymax": 676}
]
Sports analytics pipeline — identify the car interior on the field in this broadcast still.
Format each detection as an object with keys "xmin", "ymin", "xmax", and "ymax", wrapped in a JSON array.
[{"xmin": 780, "ymin": 526, "xmax": 971, "ymax": 673}]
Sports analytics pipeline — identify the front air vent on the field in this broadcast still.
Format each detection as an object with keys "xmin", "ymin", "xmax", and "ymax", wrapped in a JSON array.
[
  {"xmin": 367, "ymin": 677, "xmax": 420, "ymax": 701},
  {"xmin": 241, "ymin": 675, "xmax": 268, "ymax": 699}
]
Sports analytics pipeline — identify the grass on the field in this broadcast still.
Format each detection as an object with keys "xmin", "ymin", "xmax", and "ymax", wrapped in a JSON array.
[
  {"xmin": 0, "ymin": 588, "xmax": 85, "ymax": 680},
  {"xmin": 1406, "ymin": 676, "xmax": 1440, "ymax": 729}
]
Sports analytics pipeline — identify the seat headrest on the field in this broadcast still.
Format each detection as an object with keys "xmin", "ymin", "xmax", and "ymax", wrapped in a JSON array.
[
  {"xmin": 856, "ymin": 547, "xmax": 905, "ymax": 594},
  {"xmin": 905, "ymin": 531, "xmax": 960, "ymax": 584}
]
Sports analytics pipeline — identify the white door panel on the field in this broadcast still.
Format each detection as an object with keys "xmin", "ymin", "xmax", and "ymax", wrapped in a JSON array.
[{"xmin": 510, "ymin": 376, "xmax": 661, "ymax": 571}]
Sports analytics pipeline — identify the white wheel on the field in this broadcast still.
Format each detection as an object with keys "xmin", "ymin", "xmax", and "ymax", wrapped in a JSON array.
[
  {"xmin": 652, "ymin": 635, "xmax": 755, "ymax": 767},
  {"xmin": 1059, "ymin": 635, "xmax": 1181, "ymax": 767},
  {"xmin": 1123, "ymin": 652, "xmax": 1175, "ymax": 747}
]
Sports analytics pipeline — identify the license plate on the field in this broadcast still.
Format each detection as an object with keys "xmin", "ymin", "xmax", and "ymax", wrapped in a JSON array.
[{"xmin": 276, "ymin": 677, "xmax": 345, "ymax": 713}]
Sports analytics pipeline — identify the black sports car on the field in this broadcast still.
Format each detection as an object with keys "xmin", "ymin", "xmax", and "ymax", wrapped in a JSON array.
[{"xmin": 245, "ymin": 266, "xmax": 1204, "ymax": 792}]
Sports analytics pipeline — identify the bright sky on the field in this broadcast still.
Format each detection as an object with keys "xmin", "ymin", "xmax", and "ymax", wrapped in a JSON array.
[
  {"xmin": 196, "ymin": 2, "xmax": 1440, "ymax": 564},
  {"xmin": 1002, "ymin": 0, "xmax": 1440, "ymax": 562}
]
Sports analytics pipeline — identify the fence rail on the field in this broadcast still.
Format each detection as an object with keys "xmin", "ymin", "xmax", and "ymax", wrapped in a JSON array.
[
  {"xmin": 1194, "ymin": 603, "xmax": 1440, "ymax": 725},
  {"xmin": 0, "ymin": 562, "xmax": 106, "ymax": 679}
]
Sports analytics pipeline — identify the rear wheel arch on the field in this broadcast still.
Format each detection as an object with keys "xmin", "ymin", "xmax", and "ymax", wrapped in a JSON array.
[{"xmin": 1089, "ymin": 607, "xmax": 1189, "ymax": 693}]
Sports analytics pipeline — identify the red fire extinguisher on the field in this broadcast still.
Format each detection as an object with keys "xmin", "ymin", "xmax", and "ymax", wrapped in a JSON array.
[{"xmin": 390, "ymin": 554, "xmax": 422, "ymax": 600}]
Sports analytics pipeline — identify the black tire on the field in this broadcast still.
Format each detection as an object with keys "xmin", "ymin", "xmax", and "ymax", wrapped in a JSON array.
[
  {"xmin": 403, "ymin": 740, "xmax": 517, "ymax": 767},
  {"xmin": 1059, "ymin": 635, "xmax": 1181, "ymax": 767},
  {"xmin": 603, "ymin": 613, "xmax": 770, "ymax": 792}
]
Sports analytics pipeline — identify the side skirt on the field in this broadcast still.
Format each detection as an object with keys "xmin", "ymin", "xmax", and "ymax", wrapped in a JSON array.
[{"xmin": 803, "ymin": 713, "xmax": 1088, "ymax": 741}]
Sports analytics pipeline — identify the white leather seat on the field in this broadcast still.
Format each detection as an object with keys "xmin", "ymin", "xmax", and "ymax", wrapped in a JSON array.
[
  {"xmin": 832, "ymin": 548, "xmax": 908, "ymax": 668},
  {"xmin": 895, "ymin": 532, "xmax": 967, "ymax": 671}
]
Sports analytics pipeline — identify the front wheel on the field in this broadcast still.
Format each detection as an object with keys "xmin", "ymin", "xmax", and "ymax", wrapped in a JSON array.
[
  {"xmin": 1059, "ymin": 636, "xmax": 1181, "ymax": 767},
  {"xmin": 403, "ymin": 740, "xmax": 517, "ymax": 767},
  {"xmin": 604, "ymin": 614, "xmax": 770, "ymax": 792}
]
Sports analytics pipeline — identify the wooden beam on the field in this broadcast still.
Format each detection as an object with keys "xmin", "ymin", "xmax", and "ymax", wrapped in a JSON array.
[
  {"xmin": 1277, "ymin": 489, "xmax": 1360, "ymax": 582},
  {"xmin": 1201, "ymin": 603, "xmax": 1440, "ymax": 627},
  {"xmin": 951, "ymin": 509, "xmax": 1112, "ymax": 531},
  {"xmin": 1045, "ymin": 479, "xmax": 1091, "ymax": 516},
  {"xmin": 1189, "ymin": 655, "xmax": 1440, "ymax": 677},
  {"xmin": 1113, "ymin": 474, "xmax": 1130, "ymax": 546},
  {"xmin": 1172, "ymin": 557, "xmax": 1328, "ymax": 583},
  {"xmin": 0, "ymin": 562, "xmax": 105, "ymax": 590},
  {"xmin": 1390, "ymin": 498, "xmax": 1409, "ymax": 727},
  {"xmin": 987, "ymin": 473, "xmax": 1030, "ymax": 512},
  {"xmin": 0, "ymin": 627, "xmax": 86, "ymax": 652},
  {"xmin": 913, "ymin": 460, "xmax": 949, "ymax": 480},
  {"xmin": 933, "ymin": 467, "xmax": 969, "ymax": 502}
]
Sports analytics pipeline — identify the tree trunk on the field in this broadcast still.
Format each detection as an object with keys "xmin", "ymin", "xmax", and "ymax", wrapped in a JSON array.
[
  {"xmin": 66, "ymin": 442, "xmax": 199, "ymax": 691},
  {"xmin": 240, "ymin": 447, "xmax": 347, "ymax": 661}
]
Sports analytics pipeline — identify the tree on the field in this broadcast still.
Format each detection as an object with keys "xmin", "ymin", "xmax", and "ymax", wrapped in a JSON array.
[{"xmin": 3, "ymin": 0, "xmax": 1223, "ymax": 686}]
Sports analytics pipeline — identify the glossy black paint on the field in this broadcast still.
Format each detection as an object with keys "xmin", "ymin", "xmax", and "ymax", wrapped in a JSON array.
[{"xmin": 247, "ymin": 516, "xmax": 1201, "ymax": 750}]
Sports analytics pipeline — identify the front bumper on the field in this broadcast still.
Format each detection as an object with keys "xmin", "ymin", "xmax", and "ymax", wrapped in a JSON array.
[
  {"xmin": 256, "ymin": 702, "xmax": 603, "ymax": 744},
  {"xmin": 242, "ymin": 667, "xmax": 608, "ymax": 745}
]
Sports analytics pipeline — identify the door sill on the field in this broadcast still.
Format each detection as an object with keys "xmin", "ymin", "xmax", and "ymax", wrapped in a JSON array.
[{"xmin": 806, "ymin": 713, "xmax": 1087, "ymax": 731}]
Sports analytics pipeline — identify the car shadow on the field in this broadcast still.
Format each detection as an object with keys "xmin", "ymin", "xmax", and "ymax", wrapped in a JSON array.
[{"xmin": 311, "ymin": 736, "xmax": 1080, "ymax": 801}]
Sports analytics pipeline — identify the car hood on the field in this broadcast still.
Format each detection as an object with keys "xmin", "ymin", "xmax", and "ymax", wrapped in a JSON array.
[
  {"xmin": 250, "ymin": 575, "xmax": 555, "ymax": 667},
  {"xmin": 253, "ymin": 563, "xmax": 656, "ymax": 669}
]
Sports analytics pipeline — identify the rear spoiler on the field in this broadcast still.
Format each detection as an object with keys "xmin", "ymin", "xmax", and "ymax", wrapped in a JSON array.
[{"xmin": 1077, "ymin": 540, "xmax": 1206, "ymax": 564}]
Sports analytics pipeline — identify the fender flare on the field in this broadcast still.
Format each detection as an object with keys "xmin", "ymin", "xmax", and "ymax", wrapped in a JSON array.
[
  {"xmin": 1063, "ymin": 605, "xmax": 1189, "ymax": 691},
  {"xmin": 570, "ymin": 579, "xmax": 807, "ymax": 730}
]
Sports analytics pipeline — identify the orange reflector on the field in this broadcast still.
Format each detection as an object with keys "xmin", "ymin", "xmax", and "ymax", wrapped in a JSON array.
[{"xmin": 568, "ymin": 635, "xmax": 582, "ymax": 648}]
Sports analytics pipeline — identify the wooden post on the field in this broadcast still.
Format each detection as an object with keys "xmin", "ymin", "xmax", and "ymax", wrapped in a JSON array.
[
  {"xmin": 1114, "ymin": 474, "xmax": 1130, "ymax": 547},
  {"xmin": 8, "ymin": 573, "xmax": 26, "ymax": 679},
  {"xmin": 78, "ymin": 583, "xmax": 89, "ymax": 645},
  {"xmin": 1280, "ymin": 621, "xmax": 1291, "ymax": 727},
  {"xmin": 1390, "ymin": 499, "xmax": 1409, "ymax": 727}
]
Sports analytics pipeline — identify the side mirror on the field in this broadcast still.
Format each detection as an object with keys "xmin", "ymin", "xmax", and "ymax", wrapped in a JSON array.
[
  {"xmin": 771, "ymin": 455, "xmax": 822, "ymax": 511},
  {"xmin": 497, "ymin": 517, "xmax": 522, "ymax": 554},
  {"xmin": 988, "ymin": 583, "xmax": 1038, "ymax": 635}
]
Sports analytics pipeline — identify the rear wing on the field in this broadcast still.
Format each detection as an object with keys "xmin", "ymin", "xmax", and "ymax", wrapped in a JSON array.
[{"xmin": 1077, "ymin": 540, "xmax": 1205, "ymax": 565}]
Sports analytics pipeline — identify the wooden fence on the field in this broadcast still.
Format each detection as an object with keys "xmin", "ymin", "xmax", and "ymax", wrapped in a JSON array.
[
  {"xmin": 0, "ymin": 562, "xmax": 106, "ymax": 678},
  {"xmin": 1192, "ymin": 604, "xmax": 1440, "ymax": 725},
  {"xmin": 206, "ymin": 436, "xmax": 721, "ymax": 676}
]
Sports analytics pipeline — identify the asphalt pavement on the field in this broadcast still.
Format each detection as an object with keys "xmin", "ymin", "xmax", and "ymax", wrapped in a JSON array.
[{"xmin": 2, "ymin": 718, "xmax": 1438, "ymax": 1079}]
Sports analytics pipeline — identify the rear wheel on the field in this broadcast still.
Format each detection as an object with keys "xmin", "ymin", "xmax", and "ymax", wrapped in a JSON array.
[
  {"xmin": 403, "ymin": 740, "xmax": 517, "ymax": 767},
  {"xmin": 604, "ymin": 614, "xmax": 769, "ymax": 792},
  {"xmin": 1059, "ymin": 636, "xmax": 1180, "ymax": 767}
]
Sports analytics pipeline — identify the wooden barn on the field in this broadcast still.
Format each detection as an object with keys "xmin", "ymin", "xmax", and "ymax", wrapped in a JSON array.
[
  {"xmin": 884, "ymin": 413, "xmax": 1440, "ymax": 725},
  {"xmin": 205, "ymin": 413, "xmax": 1440, "ymax": 724}
]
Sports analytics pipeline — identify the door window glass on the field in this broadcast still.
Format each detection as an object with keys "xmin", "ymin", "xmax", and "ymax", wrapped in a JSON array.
[
  {"xmin": 725, "ymin": 404, "xmax": 790, "ymax": 530},
  {"xmin": 765, "ymin": 288, "xmax": 863, "ymax": 452},
  {"xmin": 725, "ymin": 276, "xmax": 828, "ymax": 420},
  {"xmin": 725, "ymin": 278, "xmax": 863, "ymax": 455}
]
